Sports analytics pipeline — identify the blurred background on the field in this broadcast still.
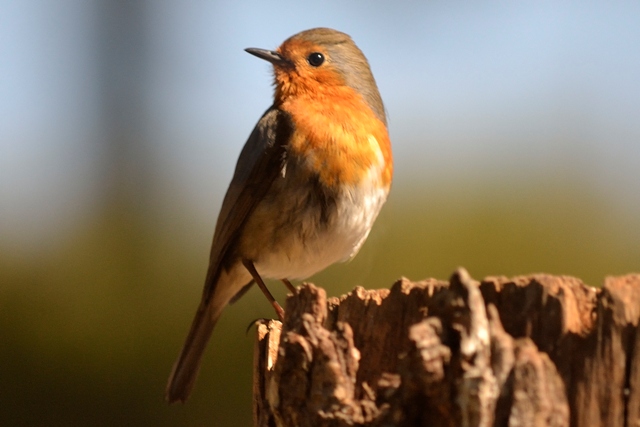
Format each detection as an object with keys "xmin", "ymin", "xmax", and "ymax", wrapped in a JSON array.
[{"xmin": 1, "ymin": 1, "xmax": 639, "ymax": 425}]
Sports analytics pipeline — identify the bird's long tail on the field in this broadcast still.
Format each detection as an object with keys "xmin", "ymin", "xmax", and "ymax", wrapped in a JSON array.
[{"xmin": 165, "ymin": 299, "xmax": 223, "ymax": 403}]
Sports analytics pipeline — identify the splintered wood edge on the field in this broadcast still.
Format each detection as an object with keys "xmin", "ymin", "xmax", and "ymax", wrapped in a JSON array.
[
  {"xmin": 253, "ymin": 271, "xmax": 640, "ymax": 427},
  {"xmin": 254, "ymin": 320, "xmax": 281, "ymax": 371},
  {"xmin": 253, "ymin": 272, "xmax": 640, "ymax": 377},
  {"xmin": 253, "ymin": 320, "xmax": 281, "ymax": 427}
]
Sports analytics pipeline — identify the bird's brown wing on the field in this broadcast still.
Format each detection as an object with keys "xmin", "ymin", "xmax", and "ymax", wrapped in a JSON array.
[
  {"xmin": 165, "ymin": 107, "xmax": 293, "ymax": 404},
  {"xmin": 202, "ymin": 107, "xmax": 292, "ymax": 304}
]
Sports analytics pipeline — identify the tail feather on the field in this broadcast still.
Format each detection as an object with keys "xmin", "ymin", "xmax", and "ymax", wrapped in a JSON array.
[
  {"xmin": 166, "ymin": 263, "xmax": 251, "ymax": 403},
  {"xmin": 165, "ymin": 301, "xmax": 223, "ymax": 403}
]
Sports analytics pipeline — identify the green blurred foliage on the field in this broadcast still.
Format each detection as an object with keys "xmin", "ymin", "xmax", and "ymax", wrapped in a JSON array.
[{"xmin": 1, "ymin": 179, "xmax": 638, "ymax": 426}]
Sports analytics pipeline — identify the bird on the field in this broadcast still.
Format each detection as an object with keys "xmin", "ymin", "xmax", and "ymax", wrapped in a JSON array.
[{"xmin": 165, "ymin": 27, "xmax": 393, "ymax": 404}]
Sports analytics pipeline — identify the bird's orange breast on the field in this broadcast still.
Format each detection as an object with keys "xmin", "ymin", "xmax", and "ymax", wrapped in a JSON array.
[{"xmin": 280, "ymin": 86, "xmax": 393, "ymax": 189}]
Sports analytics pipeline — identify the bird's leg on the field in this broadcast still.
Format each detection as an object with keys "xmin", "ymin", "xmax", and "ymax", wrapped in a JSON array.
[
  {"xmin": 242, "ymin": 259, "xmax": 285, "ymax": 321},
  {"xmin": 281, "ymin": 278, "xmax": 296, "ymax": 294}
]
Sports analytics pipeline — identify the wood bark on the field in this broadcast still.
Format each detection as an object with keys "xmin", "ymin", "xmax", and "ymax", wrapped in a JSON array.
[{"xmin": 253, "ymin": 269, "xmax": 640, "ymax": 427}]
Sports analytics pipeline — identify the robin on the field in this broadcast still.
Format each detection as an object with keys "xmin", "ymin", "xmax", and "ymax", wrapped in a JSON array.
[{"xmin": 165, "ymin": 27, "xmax": 392, "ymax": 403}]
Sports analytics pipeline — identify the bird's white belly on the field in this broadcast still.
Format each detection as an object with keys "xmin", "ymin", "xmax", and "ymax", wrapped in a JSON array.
[{"xmin": 254, "ymin": 176, "xmax": 388, "ymax": 280}]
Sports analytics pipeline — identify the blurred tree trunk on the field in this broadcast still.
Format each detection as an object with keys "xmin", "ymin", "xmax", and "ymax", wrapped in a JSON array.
[
  {"xmin": 253, "ymin": 269, "xmax": 640, "ymax": 427},
  {"xmin": 96, "ymin": 0, "xmax": 152, "ymax": 211}
]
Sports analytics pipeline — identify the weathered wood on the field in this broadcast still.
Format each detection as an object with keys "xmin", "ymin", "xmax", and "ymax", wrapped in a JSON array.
[{"xmin": 253, "ymin": 269, "xmax": 640, "ymax": 427}]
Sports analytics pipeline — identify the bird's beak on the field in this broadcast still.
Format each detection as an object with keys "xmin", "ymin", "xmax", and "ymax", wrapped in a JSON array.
[{"xmin": 245, "ymin": 48, "xmax": 290, "ymax": 67}]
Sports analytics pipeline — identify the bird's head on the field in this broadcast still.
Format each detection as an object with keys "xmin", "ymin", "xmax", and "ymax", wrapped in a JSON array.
[{"xmin": 245, "ymin": 28, "xmax": 386, "ymax": 126}]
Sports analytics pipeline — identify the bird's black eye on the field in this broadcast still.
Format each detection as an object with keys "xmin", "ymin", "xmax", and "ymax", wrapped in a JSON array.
[{"xmin": 307, "ymin": 52, "xmax": 325, "ymax": 67}]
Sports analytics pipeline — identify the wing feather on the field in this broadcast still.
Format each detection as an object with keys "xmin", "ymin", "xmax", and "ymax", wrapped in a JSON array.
[{"xmin": 201, "ymin": 107, "xmax": 292, "ymax": 303}]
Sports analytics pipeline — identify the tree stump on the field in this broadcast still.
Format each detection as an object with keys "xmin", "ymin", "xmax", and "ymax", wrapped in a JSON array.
[{"xmin": 253, "ymin": 269, "xmax": 640, "ymax": 427}]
